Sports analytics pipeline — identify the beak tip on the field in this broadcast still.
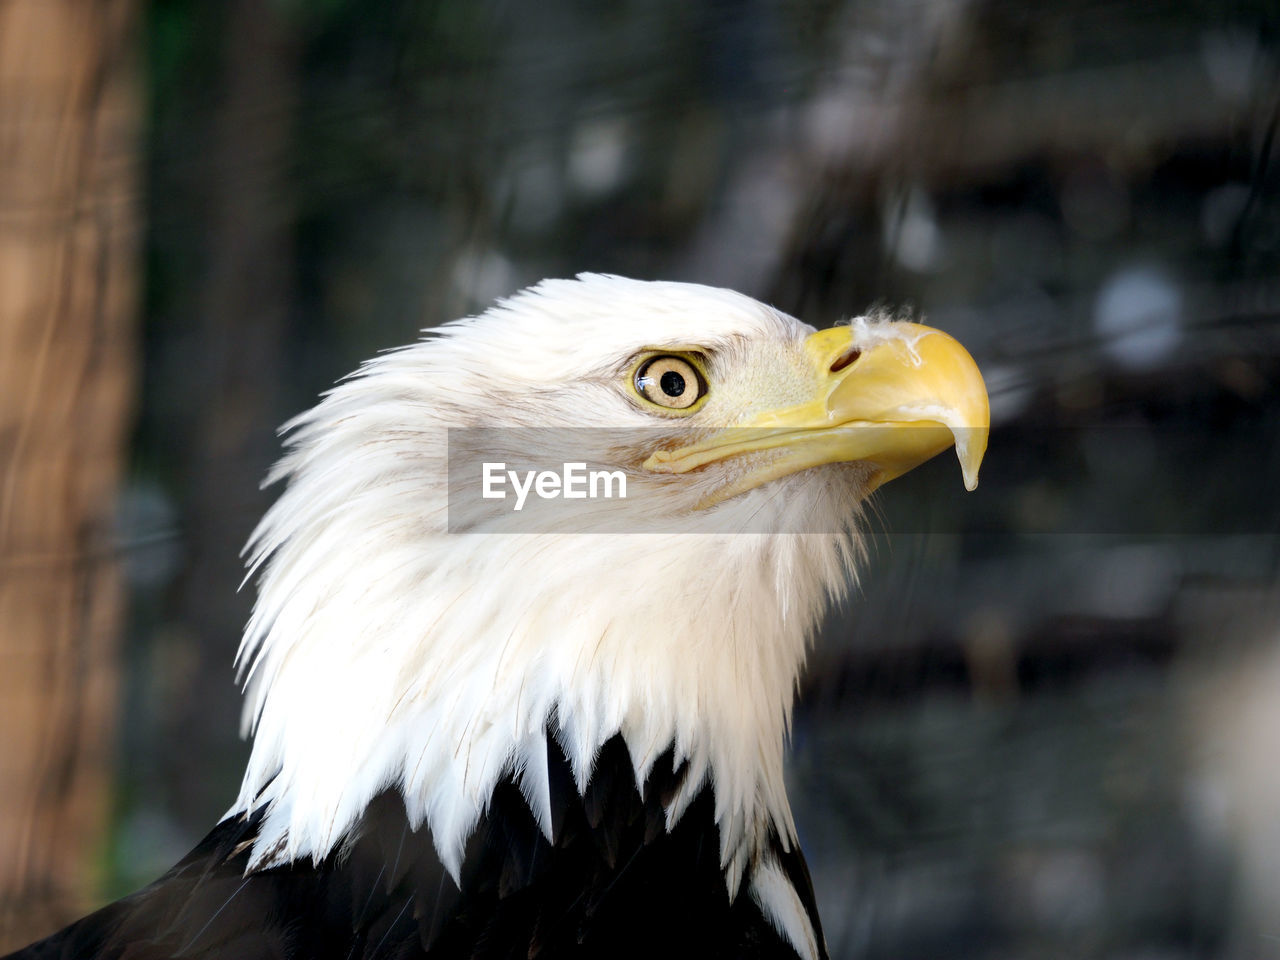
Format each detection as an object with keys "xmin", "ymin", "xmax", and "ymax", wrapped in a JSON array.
[{"xmin": 954, "ymin": 429, "xmax": 988, "ymax": 493}]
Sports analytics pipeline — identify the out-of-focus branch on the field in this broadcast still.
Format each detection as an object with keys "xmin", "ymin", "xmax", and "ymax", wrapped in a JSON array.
[{"xmin": 807, "ymin": 54, "xmax": 1262, "ymax": 189}]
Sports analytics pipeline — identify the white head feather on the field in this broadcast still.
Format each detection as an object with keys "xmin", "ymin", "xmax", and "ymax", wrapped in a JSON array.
[{"xmin": 231, "ymin": 275, "xmax": 870, "ymax": 908}]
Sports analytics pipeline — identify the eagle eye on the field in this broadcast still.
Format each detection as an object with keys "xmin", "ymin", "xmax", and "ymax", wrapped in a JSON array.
[{"xmin": 634, "ymin": 355, "xmax": 707, "ymax": 412}]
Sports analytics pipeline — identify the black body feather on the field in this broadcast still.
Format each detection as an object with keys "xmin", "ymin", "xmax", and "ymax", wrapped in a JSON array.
[{"xmin": 5, "ymin": 733, "xmax": 824, "ymax": 959}]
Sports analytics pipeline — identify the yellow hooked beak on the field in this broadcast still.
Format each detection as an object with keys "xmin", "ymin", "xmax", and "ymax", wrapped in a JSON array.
[{"xmin": 643, "ymin": 323, "xmax": 990, "ymax": 501}]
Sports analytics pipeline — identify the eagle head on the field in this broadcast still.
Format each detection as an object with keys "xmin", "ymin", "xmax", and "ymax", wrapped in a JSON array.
[{"xmin": 231, "ymin": 275, "xmax": 988, "ymax": 913}]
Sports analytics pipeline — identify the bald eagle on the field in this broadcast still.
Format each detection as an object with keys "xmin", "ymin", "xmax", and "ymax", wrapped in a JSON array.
[{"xmin": 7, "ymin": 276, "xmax": 988, "ymax": 960}]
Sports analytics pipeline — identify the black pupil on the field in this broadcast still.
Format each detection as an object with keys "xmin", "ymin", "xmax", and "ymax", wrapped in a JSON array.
[{"xmin": 659, "ymin": 369, "xmax": 686, "ymax": 397}]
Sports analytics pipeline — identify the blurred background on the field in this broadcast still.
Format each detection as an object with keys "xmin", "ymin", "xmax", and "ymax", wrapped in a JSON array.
[{"xmin": 0, "ymin": 0, "xmax": 1277, "ymax": 956}]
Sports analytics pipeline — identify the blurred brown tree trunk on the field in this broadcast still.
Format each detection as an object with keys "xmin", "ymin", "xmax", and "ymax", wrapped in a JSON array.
[{"xmin": 0, "ymin": 0, "xmax": 140, "ymax": 950}]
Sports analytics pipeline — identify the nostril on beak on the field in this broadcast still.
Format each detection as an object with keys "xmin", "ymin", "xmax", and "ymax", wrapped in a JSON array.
[{"xmin": 829, "ymin": 348, "xmax": 861, "ymax": 374}]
